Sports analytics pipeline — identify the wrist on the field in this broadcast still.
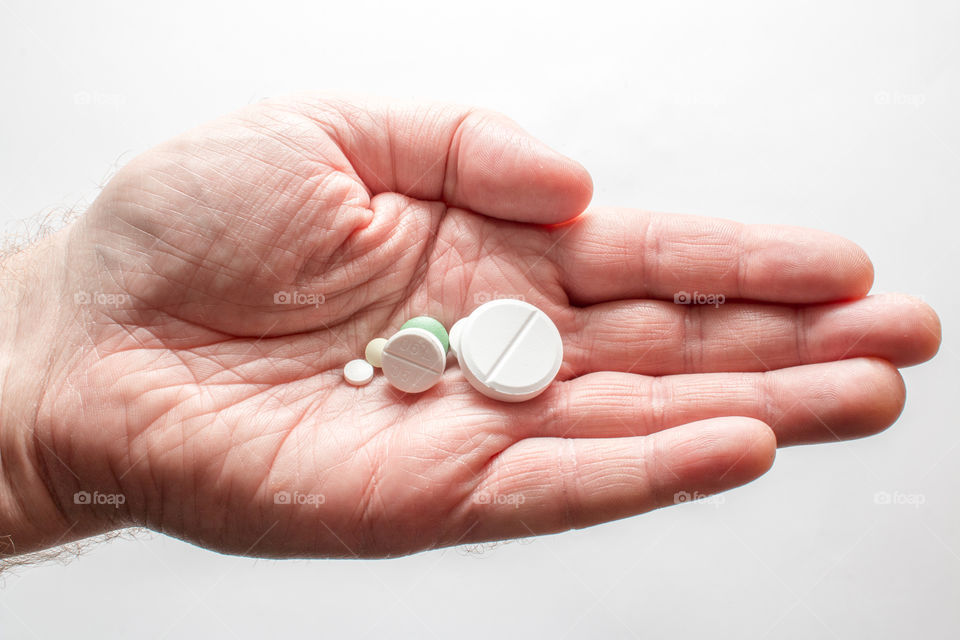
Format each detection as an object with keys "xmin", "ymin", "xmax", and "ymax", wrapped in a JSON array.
[{"xmin": 0, "ymin": 230, "xmax": 119, "ymax": 557}]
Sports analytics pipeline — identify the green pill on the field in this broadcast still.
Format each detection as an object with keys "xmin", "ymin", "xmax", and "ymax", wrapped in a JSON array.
[{"xmin": 400, "ymin": 316, "xmax": 449, "ymax": 353}]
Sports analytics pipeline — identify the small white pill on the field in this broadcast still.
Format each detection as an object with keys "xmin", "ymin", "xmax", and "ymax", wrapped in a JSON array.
[
  {"xmin": 448, "ymin": 317, "xmax": 468, "ymax": 360},
  {"xmin": 344, "ymin": 358, "xmax": 375, "ymax": 386},
  {"xmin": 381, "ymin": 328, "xmax": 447, "ymax": 393},
  {"xmin": 457, "ymin": 299, "xmax": 563, "ymax": 402},
  {"xmin": 365, "ymin": 338, "xmax": 387, "ymax": 368}
]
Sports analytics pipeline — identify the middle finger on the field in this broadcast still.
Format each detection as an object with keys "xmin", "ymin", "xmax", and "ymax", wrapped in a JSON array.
[{"xmin": 561, "ymin": 293, "xmax": 939, "ymax": 377}]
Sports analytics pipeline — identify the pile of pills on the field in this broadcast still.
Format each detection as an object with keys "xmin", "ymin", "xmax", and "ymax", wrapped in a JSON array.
[{"xmin": 341, "ymin": 299, "xmax": 563, "ymax": 403}]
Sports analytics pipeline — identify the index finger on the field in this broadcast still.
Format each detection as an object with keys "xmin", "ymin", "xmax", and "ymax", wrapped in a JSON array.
[{"xmin": 549, "ymin": 207, "xmax": 874, "ymax": 305}]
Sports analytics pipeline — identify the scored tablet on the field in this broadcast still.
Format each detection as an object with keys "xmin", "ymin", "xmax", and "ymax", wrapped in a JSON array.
[{"xmin": 456, "ymin": 299, "xmax": 563, "ymax": 402}]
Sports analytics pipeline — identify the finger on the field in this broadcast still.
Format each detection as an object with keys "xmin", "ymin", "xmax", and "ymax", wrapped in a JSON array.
[
  {"xmin": 549, "ymin": 207, "xmax": 874, "ymax": 304},
  {"xmin": 294, "ymin": 95, "xmax": 593, "ymax": 224},
  {"xmin": 462, "ymin": 417, "xmax": 775, "ymax": 540},
  {"xmin": 563, "ymin": 294, "xmax": 942, "ymax": 376},
  {"xmin": 515, "ymin": 357, "xmax": 905, "ymax": 446}
]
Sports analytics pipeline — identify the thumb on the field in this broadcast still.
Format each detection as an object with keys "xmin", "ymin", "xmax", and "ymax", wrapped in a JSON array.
[{"xmin": 301, "ymin": 95, "xmax": 593, "ymax": 224}]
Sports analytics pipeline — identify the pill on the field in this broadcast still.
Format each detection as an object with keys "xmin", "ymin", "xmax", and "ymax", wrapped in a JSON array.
[
  {"xmin": 457, "ymin": 299, "xmax": 563, "ymax": 402},
  {"xmin": 344, "ymin": 358, "xmax": 375, "ymax": 386},
  {"xmin": 400, "ymin": 316, "xmax": 449, "ymax": 353},
  {"xmin": 365, "ymin": 338, "xmax": 388, "ymax": 368},
  {"xmin": 381, "ymin": 328, "xmax": 447, "ymax": 393},
  {"xmin": 448, "ymin": 317, "xmax": 468, "ymax": 360}
]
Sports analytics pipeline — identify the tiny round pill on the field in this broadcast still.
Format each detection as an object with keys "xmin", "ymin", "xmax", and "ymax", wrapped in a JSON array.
[
  {"xmin": 364, "ymin": 338, "xmax": 388, "ymax": 368},
  {"xmin": 344, "ymin": 358, "xmax": 375, "ymax": 386},
  {"xmin": 458, "ymin": 299, "xmax": 563, "ymax": 403},
  {"xmin": 400, "ymin": 316, "xmax": 449, "ymax": 353},
  {"xmin": 381, "ymin": 327, "xmax": 447, "ymax": 393},
  {"xmin": 448, "ymin": 317, "xmax": 468, "ymax": 360}
]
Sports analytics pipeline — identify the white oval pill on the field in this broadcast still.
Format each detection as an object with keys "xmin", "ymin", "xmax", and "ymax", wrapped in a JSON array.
[
  {"xmin": 381, "ymin": 328, "xmax": 447, "ymax": 393},
  {"xmin": 448, "ymin": 317, "xmax": 468, "ymax": 360},
  {"xmin": 344, "ymin": 358, "xmax": 375, "ymax": 386},
  {"xmin": 458, "ymin": 300, "xmax": 563, "ymax": 402}
]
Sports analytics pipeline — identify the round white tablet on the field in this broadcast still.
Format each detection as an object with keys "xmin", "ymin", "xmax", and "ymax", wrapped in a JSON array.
[
  {"xmin": 457, "ymin": 299, "xmax": 563, "ymax": 402},
  {"xmin": 344, "ymin": 358, "xmax": 375, "ymax": 386},
  {"xmin": 381, "ymin": 328, "xmax": 447, "ymax": 393},
  {"xmin": 448, "ymin": 317, "xmax": 468, "ymax": 360}
]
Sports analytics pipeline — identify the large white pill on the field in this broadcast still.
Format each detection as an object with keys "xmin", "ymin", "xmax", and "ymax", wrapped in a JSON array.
[
  {"xmin": 458, "ymin": 299, "xmax": 563, "ymax": 402},
  {"xmin": 344, "ymin": 358, "xmax": 375, "ymax": 386},
  {"xmin": 381, "ymin": 328, "xmax": 447, "ymax": 393}
]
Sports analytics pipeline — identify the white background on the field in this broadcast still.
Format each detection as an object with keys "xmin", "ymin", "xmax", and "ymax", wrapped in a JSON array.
[{"xmin": 1, "ymin": 1, "xmax": 957, "ymax": 637}]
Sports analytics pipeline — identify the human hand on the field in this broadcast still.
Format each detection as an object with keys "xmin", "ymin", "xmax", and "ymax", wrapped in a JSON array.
[{"xmin": 0, "ymin": 95, "xmax": 940, "ymax": 559}]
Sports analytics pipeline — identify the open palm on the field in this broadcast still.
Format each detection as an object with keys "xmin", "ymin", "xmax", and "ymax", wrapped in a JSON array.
[{"xmin": 47, "ymin": 95, "xmax": 939, "ymax": 558}]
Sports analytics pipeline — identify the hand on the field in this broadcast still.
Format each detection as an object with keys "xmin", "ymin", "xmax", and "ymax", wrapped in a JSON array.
[{"xmin": 0, "ymin": 95, "xmax": 940, "ymax": 559}]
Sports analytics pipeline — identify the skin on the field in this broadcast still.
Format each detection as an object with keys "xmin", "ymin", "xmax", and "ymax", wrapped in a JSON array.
[{"xmin": 0, "ymin": 95, "xmax": 941, "ymax": 560}]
